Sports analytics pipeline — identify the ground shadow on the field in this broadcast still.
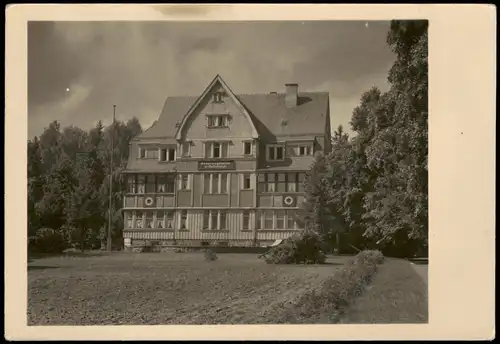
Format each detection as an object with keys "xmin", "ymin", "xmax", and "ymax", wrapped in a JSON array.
[{"xmin": 28, "ymin": 265, "xmax": 60, "ymax": 271}]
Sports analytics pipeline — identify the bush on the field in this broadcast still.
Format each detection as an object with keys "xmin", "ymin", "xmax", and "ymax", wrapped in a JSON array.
[
  {"xmin": 274, "ymin": 250, "xmax": 381, "ymax": 323},
  {"xmin": 263, "ymin": 232, "xmax": 326, "ymax": 265},
  {"xmin": 204, "ymin": 248, "xmax": 218, "ymax": 261},
  {"xmin": 28, "ymin": 228, "xmax": 69, "ymax": 254},
  {"xmin": 349, "ymin": 249, "xmax": 384, "ymax": 265}
]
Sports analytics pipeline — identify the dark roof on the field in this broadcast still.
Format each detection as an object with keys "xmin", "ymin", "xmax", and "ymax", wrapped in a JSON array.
[{"xmin": 136, "ymin": 91, "xmax": 329, "ymax": 141}]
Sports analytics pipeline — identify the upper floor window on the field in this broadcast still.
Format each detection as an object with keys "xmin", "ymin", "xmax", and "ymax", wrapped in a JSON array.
[
  {"xmin": 243, "ymin": 141, "xmax": 253, "ymax": 155},
  {"xmin": 207, "ymin": 115, "xmax": 229, "ymax": 128},
  {"xmin": 267, "ymin": 144, "xmax": 285, "ymax": 161},
  {"xmin": 139, "ymin": 147, "xmax": 158, "ymax": 159},
  {"xmin": 205, "ymin": 141, "xmax": 229, "ymax": 158},
  {"xmin": 204, "ymin": 173, "xmax": 228, "ymax": 194},
  {"xmin": 213, "ymin": 92, "xmax": 224, "ymax": 103},
  {"xmin": 298, "ymin": 144, "xmax": 313, "ymax": 156},
  {"xmin": 160, "ymin": 147, "xmax": 176, "ymax": 162},
  {"xmin": 257, "ymin": 172, "xmax": 306, "ymax": 193},
  {"xmin": 128, "ymin": 174, "xmax": 175, "ymax": 194}
]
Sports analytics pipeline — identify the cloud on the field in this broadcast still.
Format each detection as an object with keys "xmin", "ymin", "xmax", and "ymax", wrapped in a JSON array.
[{"xmin": 28, "ymin": 21, "xmax": 395, "ymax": 138}]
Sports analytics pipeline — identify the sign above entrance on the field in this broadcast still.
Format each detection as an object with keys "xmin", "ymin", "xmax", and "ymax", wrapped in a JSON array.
[{"xmin": 198, "ymin": 160, "xmax": 236, "ymax": 171}]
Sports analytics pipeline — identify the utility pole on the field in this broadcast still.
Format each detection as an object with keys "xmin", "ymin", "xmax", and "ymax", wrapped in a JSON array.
[{"xmin": 107, "ymin": 105, "xmax": 116, "ymax": 252}]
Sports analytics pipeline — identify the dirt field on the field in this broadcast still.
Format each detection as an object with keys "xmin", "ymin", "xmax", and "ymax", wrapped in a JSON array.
[{"xmin": 28, "ymin": 252, "xmax": 350, "ymax": 325}]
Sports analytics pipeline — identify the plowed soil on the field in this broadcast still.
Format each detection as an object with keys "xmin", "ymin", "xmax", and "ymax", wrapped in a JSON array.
[{"xmin": 28, "ymin": 253, "xmax": 349, "ymax": 325}]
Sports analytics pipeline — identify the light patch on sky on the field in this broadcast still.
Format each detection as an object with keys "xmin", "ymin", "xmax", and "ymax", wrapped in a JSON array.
[{"xmin": 28, "ymin": 21, "xmax": 395, "ymax": 138}]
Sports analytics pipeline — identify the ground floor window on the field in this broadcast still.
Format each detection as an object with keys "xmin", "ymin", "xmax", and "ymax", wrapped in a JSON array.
[
  {"xmin": 180, "ymin": 210, "xmax": 188, "ymax": 229},
  {"xmin": 255, "ymin": 210, "xmax": 302, "ymax": 230},
  {"xmin": 203, "ymin": 210, "xmax": 228, "ymax": 230},
  {"xmin": 242, "ymin": 211, "xmax": 250, "ymax": 230}
]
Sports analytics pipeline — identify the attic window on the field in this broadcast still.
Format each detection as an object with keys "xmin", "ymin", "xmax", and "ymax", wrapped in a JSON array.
[
  {"xmin": 207, "ymin": 114, "xmax": 229, "ymax": 128},
  {"xmin": 213, "ymin": 92, "xmax": 224, "ymax": 103}
]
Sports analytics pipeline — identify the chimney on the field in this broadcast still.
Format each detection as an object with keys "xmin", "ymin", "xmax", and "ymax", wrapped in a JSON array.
[{"xmin": 285, "ymin": 83, "xmax": 298, "ymax": 107}]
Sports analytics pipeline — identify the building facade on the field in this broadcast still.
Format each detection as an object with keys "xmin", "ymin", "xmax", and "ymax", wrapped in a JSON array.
[{"xmin": 121, "ymin": 75, "xmax": 331, "ymax": 249}]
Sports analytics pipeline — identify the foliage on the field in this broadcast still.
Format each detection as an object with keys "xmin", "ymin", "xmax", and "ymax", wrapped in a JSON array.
[
  {"xmin": 276, "ymin": 250, "xmax": 380, "ymax": 323},
  {"xmin": 204, "ymin": 248, "xmax": 218, "ymax": 261},
  {"xmin": 28, "ymin": 227, "xmax": 69, "ymax": 254},
  {"xmin": 27, "ymin": 117, "xmax": 143, "ymax": 252},
  {"xmin": 263, "ymin": 232, "xmax": 326, "ymax": 265},
  {"xmin": 299, "ymin": 20, "xmax": 428, "ymax": 258}
]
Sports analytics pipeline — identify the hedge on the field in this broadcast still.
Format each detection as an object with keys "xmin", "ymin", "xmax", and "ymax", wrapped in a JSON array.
[{"xmin": 273, "ymin": 250, "xmax": 384, "ymax": 323}]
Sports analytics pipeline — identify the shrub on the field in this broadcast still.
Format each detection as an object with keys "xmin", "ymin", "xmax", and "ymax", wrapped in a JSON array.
[
  {"xmin": 274, "ymin": 250, "xmax": 381, "ymax": 323},
  {"xmin": 263, "ymin": 232, "xmax": 326, "ymax": 264},
  {"xmin": 349, "ymin": 249, "xmax": 384, "ymax": 265},
  {"xmin": 28, "ymin": 228, "xmax": 69, "ymax": 254},
  {"xmin": 204, "ymin": 248, "xmax": 218, "ymax": 261}
]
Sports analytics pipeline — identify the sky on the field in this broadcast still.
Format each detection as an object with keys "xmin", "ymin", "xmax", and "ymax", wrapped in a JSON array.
[{"xmin": 28, "ymin": 20, "xmax": 395, "ymax": 139}]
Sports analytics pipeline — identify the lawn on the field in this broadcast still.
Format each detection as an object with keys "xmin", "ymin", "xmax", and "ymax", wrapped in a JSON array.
[
  {"xmin": 28, "ymin": 252, "xmax": 352, "ymax": 325},
  {"xmin": 338, "ymin": 258, "xmax": 428, "ymax": 324}
]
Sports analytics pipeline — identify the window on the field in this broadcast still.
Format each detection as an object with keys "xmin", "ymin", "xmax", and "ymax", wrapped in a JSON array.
[
  {"xmin": 242, "ymin": 211, "xmax": 250, "ymax": 230},
  {"xmin": 287, "ymin": 173, "xmax": 297, "ymax": 192},
  {"xmin": 257, "ymin": 172, "xmax": 305, "ymax": 193},
  {"xmin": 146, "ymin": 212, "xmax": 154, "ymax": 229},
  {"xmin": 204, "ymin": 173, "xmax": 228, "ymax": 194},
  {"xmin": 180, "ymin": 210, "xmax": 187, "ymax": 229},
  {"xmin": 146, "ymin": 175, "xmax": 155, "ymax": 193},
  {"xmin": 220, "ymin": 212, "xmax": 227, "ymax": 230},
  {"xmin": 156, "ymin": 211, "xmax": 165, "ymax": 229},
  {"xmin": 204, "ymin": 210, "xmax": 228, "ymax": 230},
  {"xmin": 210, "ymin": 211, "xmax": 217, "ymax": 230},
  {"xmin": 205, "ymin": 142, "xmax": 229, "ymax": 158},
  {"xmin": 136, "ymin": 212, "xmax": 144, "ymax": 229},
  {"xmin": 267, "ymin": 173, "xmax": 275, "ymax": 192},
  {"xmin": 267, "ymin": 145, "xmax": 285, "ymax": 161},
  {"xmin": 139, "ymin": 147, "xmax": 158, "ymax": 159},
  {"xmin": 276, "ymin": 210, "xmax": 285, "ymax": 229},
  {"xmin": 242, "ymin": 174, "xmax": 251, "ymax": 190},
  {"xmin": 203, "ymin": 211, "xmax": 209, "ymax": 229},
  {"xmin": 286, "ymin": 210, "xmax": 295, "ymax": 229},
  {"xmin": 221, "ymin": 174, "xmax": 228, "ymax": 194},
  {"xmin": 127, "ymin": 175, "xmax": 136, "ymax": 193},
  {"xmin": 137, "ymin": 175, "xmax": 146, "ymax": 194},
  {"xmin": 160, "ymin": 148, "xmax": 176, "ymax": 161},
  {"xmin": 213, "ymin": 92, "xmax": 224, "ymax": 103},
  {"xmin": 180, "ymin": 174, "xmax": 190, "ymax": 190},
  {"xmin": 156, "ymin": 175, "xmax": 166, "ymax": 193},
  {"xmin": 256, "ymin": 211, "xmax": 262, "ymax": 229},
  {"xmin": 243, "ymin": 141, "xmax": 252, "ymax": 155},
  {"xmin": 166, "ymin": 212, "xmax": 174, "ymax": 229},
  {"xmin": 299, "ymin": 145, "xmax": 313, "ymax": 156},
  {"xmin": 181, "ymin": 142, "xmax": 191, "ymax": 157},
  {"xmin": 264, "ymin": 210, "xmax": 273, "ymax": 229},
  {"xmin": 166, "ymin": 174, "xmax": 175, "ymax": 193},
  {"xmin": 126, "ymin": 212, "xmax": 133, "ymax": 228},
  {"xmin": 207, "ymin": 115, "xmax": 229, "ymax": 128}
]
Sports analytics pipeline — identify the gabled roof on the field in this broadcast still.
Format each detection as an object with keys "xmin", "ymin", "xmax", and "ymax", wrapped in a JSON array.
[
  {"xmin": 135, "ymin": 76, "xmax": 329, "ymax": 142},
  {"xmin": 175, "ymin": 74, "xmax": 259, "ymax": 140}
]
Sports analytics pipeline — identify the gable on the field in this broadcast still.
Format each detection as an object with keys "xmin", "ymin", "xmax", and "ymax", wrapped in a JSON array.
[{"xmin": 175, "ymin": 75, "xmax": 259, "ymax": 141}]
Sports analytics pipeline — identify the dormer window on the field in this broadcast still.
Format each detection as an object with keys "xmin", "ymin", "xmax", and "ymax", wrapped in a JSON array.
[
  {"xmin": 159, "ymin": 147, "xmax": 176, "ymax": 162},
  {"xmin": 213, "ymin": 92, "xmax": 224, "ymax": 103},
  {"xmin": 267, "ymin": 144, "xmax": 285, "ymax": 161},
  {"xmin": 207, "ymin": 114, "xmax": 229, "ymax": 128},
  {"xmin": 298, "ymin": 145, "xmax": 312, "ymax": 156}
]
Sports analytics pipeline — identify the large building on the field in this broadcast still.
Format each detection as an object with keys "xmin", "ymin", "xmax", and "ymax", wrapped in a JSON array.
[{"xmin": 121, "ymin": 75, "xmax": 331, "ymax": 249}]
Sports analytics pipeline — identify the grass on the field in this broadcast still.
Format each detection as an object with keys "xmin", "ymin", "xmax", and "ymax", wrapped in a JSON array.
[
  {"xmin": 338, "ymin": 258, "xmax": 428, "ymax": 324},
  {"xmin": 28, "ymin": 252, "xmax": 354, "ymax": 325}
]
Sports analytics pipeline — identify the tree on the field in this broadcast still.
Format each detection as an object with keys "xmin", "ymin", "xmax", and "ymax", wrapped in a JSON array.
[
  {"xmin": 28, "ymin": 137, "xmax": 44, "ymax": 237},
  {"xmin": 300, "ymin": 151, "xmax": 338, "ymax": 251}
]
